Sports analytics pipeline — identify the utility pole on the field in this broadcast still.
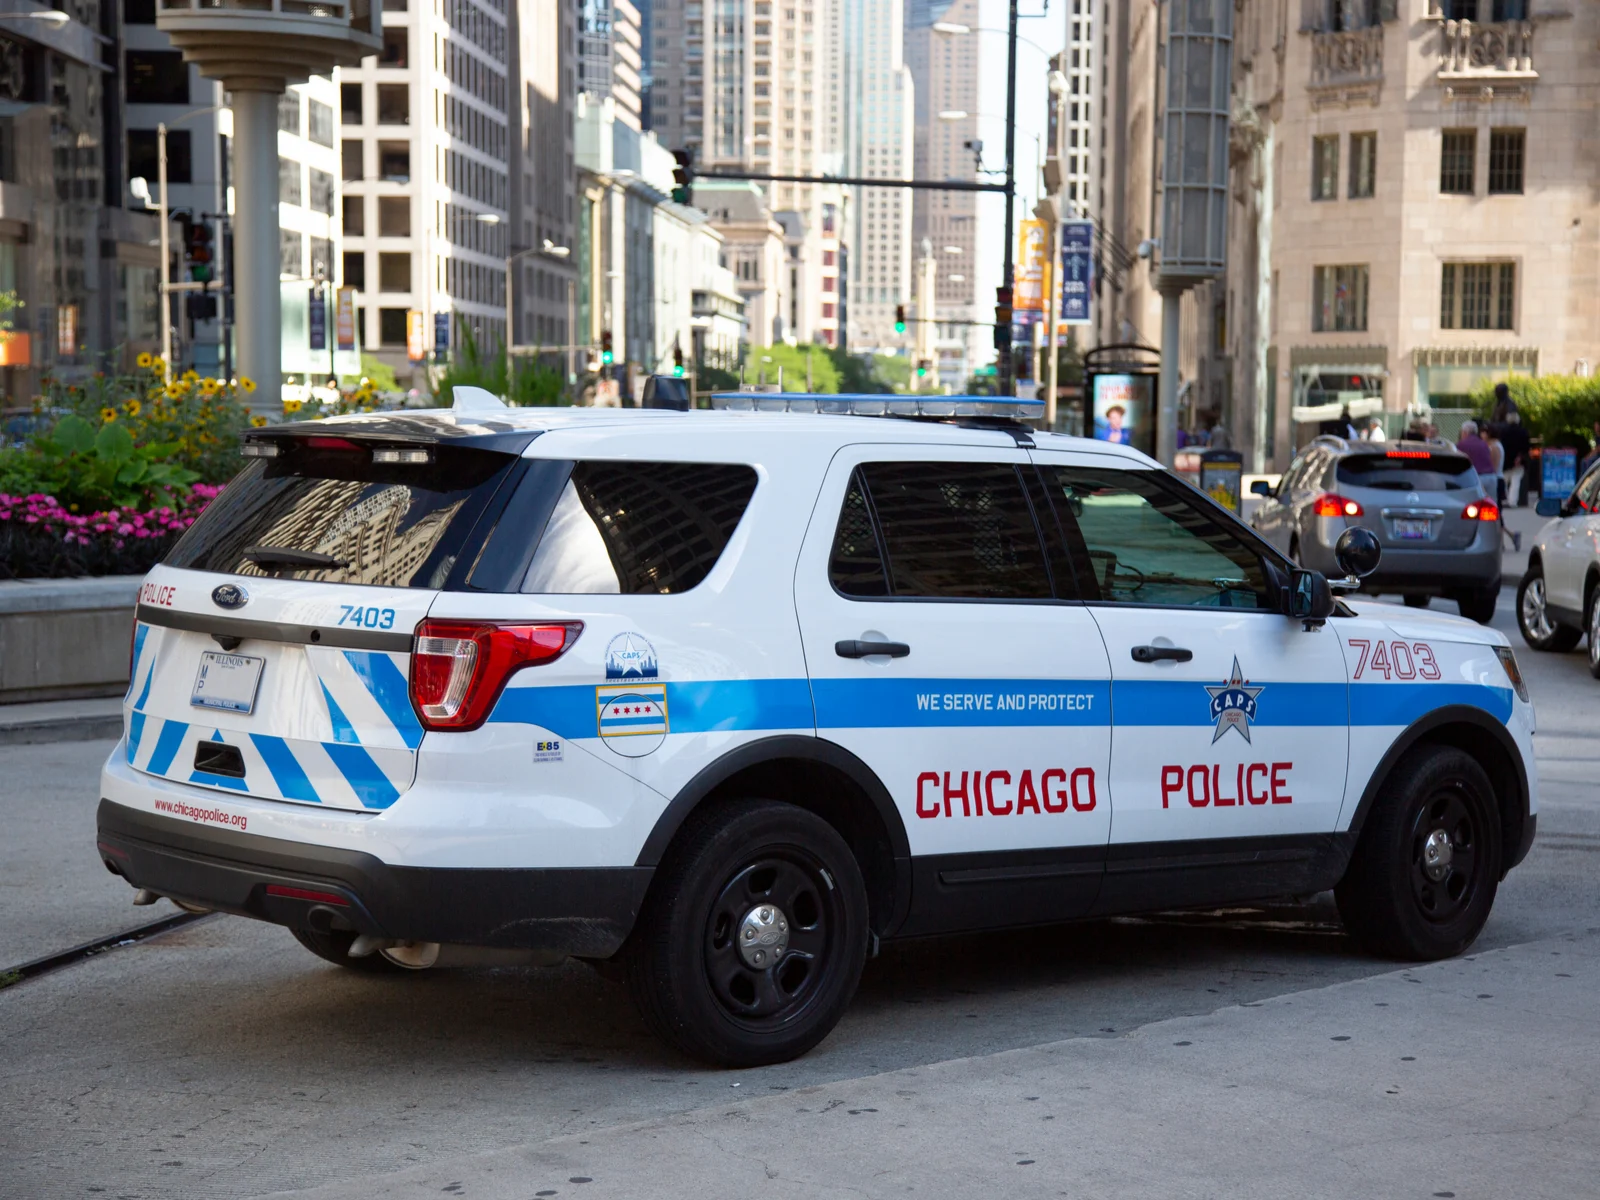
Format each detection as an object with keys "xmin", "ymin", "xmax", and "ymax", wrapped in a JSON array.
[{"xmin": 997, "ymin": 0, "xmax": 1020, "ymax": 397}]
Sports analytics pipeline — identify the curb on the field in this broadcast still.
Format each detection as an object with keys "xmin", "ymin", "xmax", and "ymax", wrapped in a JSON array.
[{"xmin": 0, "ymin": 712, "xmax": 124, "ymax": 747}]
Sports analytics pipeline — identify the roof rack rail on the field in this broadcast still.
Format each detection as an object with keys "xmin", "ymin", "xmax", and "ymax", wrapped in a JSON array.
[
  {"xmin": 1310, "ymin": 433, "xmax": 1350, "ymax": 451},
  {"xmin": 710, "ymin": 392, "xmax": 1044, "ymax": 422}
]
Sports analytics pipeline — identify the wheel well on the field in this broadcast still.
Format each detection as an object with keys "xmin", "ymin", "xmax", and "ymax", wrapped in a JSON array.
[
  {"xmin": 1583, "ymin": 567, "xmax": 1600, "ymax": 621},
  {"xmin": 650, "ymin": 755, "xmax": 904, "ymax": 937},
  {"xmin": 1406, "ymin": 724, "xmax": 1525, "ymax": 878}
]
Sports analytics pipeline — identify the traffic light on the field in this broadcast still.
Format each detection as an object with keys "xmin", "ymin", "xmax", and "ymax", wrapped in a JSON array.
[
  {"xmin": 993, "ymin": 285, "xmax": 1013, "ymax": 353},
  {"xmin": 894, "ymin": 304, "xmax": 906, "ymax": 335},
  {"xmin": 186, "ymin": 219, "xmax": 214, "ymax": 283},
  {"xmin": 600, "ymin": 329, "xmax": 614, "ymax": 365},
  {"xmin": 672, "ymin": 338, "xmax": 685, "ymax": 377},
  {"xmin": 671, "ymin": 149, "xmax": 694, "ymax": 205},
  {"xmin": 915, "ymin": 358, "xmax": 932, "ymax": 380}
]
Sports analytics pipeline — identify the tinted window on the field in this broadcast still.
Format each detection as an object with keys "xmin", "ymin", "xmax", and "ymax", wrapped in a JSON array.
[
  {"xmin": 1336, "ymin": 453, "xmax": 1477, "ymax": 492},
  {"xmin": 1045, "ymin": 468, "xmax": 1270, "ymax": 609},
  {"xmin": 853, "ymin": 462, "xmax": 1052, "ymax": 600},
  {"xmin": 828, "ymin": 469, "xmax": 888, "ymax": 597},
  {"xmin": 521, "ymin": 461, "xmax": 757, "ymax": 594},
  {"xmin": 166, "ymin": 442, "xmax": 518, "ymax": 589}
]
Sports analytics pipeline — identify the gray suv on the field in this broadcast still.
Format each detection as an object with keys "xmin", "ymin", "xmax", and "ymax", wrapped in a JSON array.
[{"xmin": 1250, "ymin": 435, "xmax": 1501, "ymax": 622}]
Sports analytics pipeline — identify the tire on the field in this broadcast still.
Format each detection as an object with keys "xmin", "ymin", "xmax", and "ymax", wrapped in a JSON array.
[
  {"xmin": 290, "ymin": 927, "xmax": 408, "ymax": 974},
  {"xmin": 1588, "ymin": 589, "xmax": 1600, "ymax": 679},
  {"xmin": 1456, "ymin": 585, "xmax": 1498, "ymax": 624},
  {"xmin": 1402, "ymin": 594, "xmax": 1430, "ymax": 609},
  {"xmin": 1516, "ymin": 564, "xmax": 1581, "ymax": 652},
  {"xmin": 626, "ymin": 800, "xmax": 869, "ymax": 1068},
  {"xmin": 1335, "ymin": 745, "xmax": 1502, "ymax": 961}
]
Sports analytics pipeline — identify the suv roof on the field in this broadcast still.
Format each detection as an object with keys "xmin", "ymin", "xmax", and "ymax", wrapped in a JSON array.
[{"xmin": 1310, "ymin": 435, "xmax": 1469, "ymax": 462}]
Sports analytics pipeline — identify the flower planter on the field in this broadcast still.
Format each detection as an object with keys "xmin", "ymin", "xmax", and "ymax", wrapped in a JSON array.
[{"xmin": 0, "ymin": 575, "xmax": 142, "ymax": 703}]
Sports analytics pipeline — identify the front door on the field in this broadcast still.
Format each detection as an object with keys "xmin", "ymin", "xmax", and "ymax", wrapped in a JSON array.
[
  {"xmin": 1031, "ymin": 451, "xmax": 1350, "ymax": 912},
  {"xmin": 793, "ymin": 445, "xmax": 1113, "ymax": 935}
]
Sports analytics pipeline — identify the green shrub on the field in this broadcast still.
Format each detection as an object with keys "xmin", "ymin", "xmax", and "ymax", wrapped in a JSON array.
[
  {"xmin": 17, "ymin": 414, "xmax": 197, "ymax": 511},
  {"xmin": 1469, "ymin": 375, "xmax": 1600, "ymax": 450}
]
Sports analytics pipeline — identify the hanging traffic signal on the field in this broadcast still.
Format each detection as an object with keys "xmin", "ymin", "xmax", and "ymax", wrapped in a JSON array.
[
  {"xmin": 894, "ymin": 304, "xmax": 906, "ymax": 334},
  {"xmin": 186, "ymin": 219, "xmax": 214, "ymax": 283},
  {"xmin": 600, "ymin": 329, "xmax": 614, "ymax": 365},
  {"xmin": 672, "ymin": 339, "xmax": 685, "ymax": 377},
  {"xmin": 671, "ymin": 149, "xmax": 694, "ymax": 205}
]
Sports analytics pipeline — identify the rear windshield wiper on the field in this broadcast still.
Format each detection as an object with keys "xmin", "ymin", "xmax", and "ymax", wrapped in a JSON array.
[{"xmin": 242, "ymin": 545, "xmax": 349, "ymax": 570}]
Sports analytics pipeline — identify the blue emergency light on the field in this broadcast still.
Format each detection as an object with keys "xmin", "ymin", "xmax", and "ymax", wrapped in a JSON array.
[{"xmin": 710, "ymin": 393, "xmax": 1045, "ymax": 420}]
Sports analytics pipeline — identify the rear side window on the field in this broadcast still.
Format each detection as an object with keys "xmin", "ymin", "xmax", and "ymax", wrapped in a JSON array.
[
  {"xmin": 1336, "ymin": 453, "xmax": 1477, "ymax": 492},
  {"xmin": 165, "ymin": 441, "xmax": 518, "ymax": 589},
  {"xmin": 828, "ymin": 462, "xmax": 1053, "ymax": 600},
  {"xmin": 521, "ymin": 461, "xmax": 757, "ymax": 594}
]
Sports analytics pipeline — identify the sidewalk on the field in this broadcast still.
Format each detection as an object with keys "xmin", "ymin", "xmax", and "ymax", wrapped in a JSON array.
[
  {"xmin": 0, "ymin": 696, "xmax": 123, "ymax": 746},
  {"xmin": 265, "ymin": 930, "xmax": 1600, "ymax": 1200}
]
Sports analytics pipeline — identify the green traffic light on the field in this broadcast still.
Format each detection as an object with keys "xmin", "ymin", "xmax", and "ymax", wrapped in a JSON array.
[
  {"xmin": 601, "ymin": 351, "xmax": 614, "ymax": 365},
  {"xmin": 894, "ymin": 322, "xmax": 906, "ymax": 334},
  {"xmin": 673, "ymin": 364, "xmax": 685, "ymax": 377}
]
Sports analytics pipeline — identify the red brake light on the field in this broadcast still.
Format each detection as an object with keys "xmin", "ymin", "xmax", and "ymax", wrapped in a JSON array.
[
  {"xmin": 304, "ymin": 435, "xmax": 361, "ymax": 451},
  {"xmin": 1312, "ymin": 493, "xmax": 1363, "ymax": 518},
  {"xmin": 410, "ymin": 620, "xmax": 583, "ymax": 730},
  {"xmin": 1463, "ymin": 499, "xmax": 1500, "ymax": 522},
  {"xmin": 265, "ymin": 884, "xmax": 350, "ymax": 906},
  {"xmin": 1385, "ymin": 449, "xmax": 1431, "ymax": 459}
]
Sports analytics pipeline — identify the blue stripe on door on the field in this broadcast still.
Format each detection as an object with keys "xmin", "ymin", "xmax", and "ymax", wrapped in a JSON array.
[
  {"xmin": 321, "ymin": 683, "xmax": 362, "ymax": 744},
  {"xmin": 250, "ymin": 734, "xmax": 323, "ymax": 804},
  {"xmin": 322, "ymin": 741, "xmax": 401, "ymax": 809},
  {"xmin": 1110, "ymin": 680, "xmax": 1348, "ymax": 727},
  {"xmin": 813, "ymin": 678, "xmax": 1109, "ymax": 728},
  {"xmin": 145, "ymin": 719, "xmax": 190, "ymax": 775},
  {"xmin": 1348, "ymin": 682, "xmax": 1513, "ymax": 726},
  {"xmin": 490, "ymin": 678, "xmax": 815, "ymax": 737},
  {"xmin": 343, "ymin": 650, "xmax": 424, "ymax": 749},
  {"xmin": 127, "ymin": 624, "xmax": 150, "ymax": 703}
]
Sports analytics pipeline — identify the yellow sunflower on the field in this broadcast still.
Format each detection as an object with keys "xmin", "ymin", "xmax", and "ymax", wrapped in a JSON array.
[
  {"xmin": 136, "ymin": 352, "xmax": 154, "ymax": 369},
  {"xmin": 282, "ymin": 398, "xmax": 303, "ymax": 415},
  {"xmin": 164, "ymin": 383, "xmax": 183, "ymax": 400},
  {"xmin": 182, "ymin": 369, "xmax": 199, "ymax": 384},
  {"xmin": 249, "ymin": 415, "xmax": 268, "ymax": 428},
  {"xmin": 123, "ymin": 399, "xmax": 142, "ymax": 418},
  {"xmin": 238, "ymin": 376, "xmax": 257, "ymax": 394},
  {"xmin": 99, "ymin": 406, "xmax": 117, "ymax": 423}
]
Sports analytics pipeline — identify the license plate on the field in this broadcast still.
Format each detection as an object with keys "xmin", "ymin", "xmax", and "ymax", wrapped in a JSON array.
[
  {"xmin": 1394, "ymin": 518, "xmax": 1431, "ymax": 539},
  {"xmin": 191, "ymin": 652, "xmax": 265, "ymax": 714}
]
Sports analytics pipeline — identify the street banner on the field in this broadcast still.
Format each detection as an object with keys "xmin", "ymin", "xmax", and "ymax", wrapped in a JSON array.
[
  {"xmin": 434, "ymin": 312, "xmax": 450, "ymax": 364},
  {"xmin": 1061, "ymin": 219, "xmax": 1093, "ymax": 325},
  {"xmin": 1092, "ymin": 373, "xmax": 1151, "ymax": 448},
  {"xmin": 1542, "ymin": 446, "xmax": 1577, "ymax": 501},
  {"xmin": 406, "ymin": 310, "xmax": 426, "ymax": 362},
  {"xmin": 56, "ymin": 305, "xmax": 77, "ymax": 358},
  {"xmin": 1014, "ymin": 219, "xmax": 1046, "ymax": 312},
  {"xmin": 308, "ymin": 288, "xmax": 326, "ymax": 351},
  {"xmin": 335, "ymin": 287, "xmax": 356, "ymax": 352}
]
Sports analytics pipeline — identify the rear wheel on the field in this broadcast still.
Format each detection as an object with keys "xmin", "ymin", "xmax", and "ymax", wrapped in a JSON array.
[
  {"xmin": 1402, "ymin": 594, "xmax": 1431, "ymax": 609},
  {"xmin": 1336, "ymin": 745, "xmax": 1501, "ymax": 961},
  {"xmin": 1516, "ymin": 564, "xmax": 1581, "ymax": 651},
  {"xmin": 1587, "ymin": 591, "xmax": 1600, "ymax": 679},
  {"xmin": 290, "ymin": 927, "xmax": 408, "ymax": 975},
  {"xmin": 1456, "ymin": 584, "xmax": 1498, "ymax": 624},
  {"xmin": 626, "ymin": 800, "xmax": 869, "ymax": 1067}
]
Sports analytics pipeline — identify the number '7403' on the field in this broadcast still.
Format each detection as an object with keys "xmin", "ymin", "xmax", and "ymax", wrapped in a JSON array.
[
  {"xmin": 337, "ymin": 605, "xmax": 396, "ymax": 630},
  {"xmin": 1347, "ymin": 638, "xmax": 1439, "ymax": 681}
]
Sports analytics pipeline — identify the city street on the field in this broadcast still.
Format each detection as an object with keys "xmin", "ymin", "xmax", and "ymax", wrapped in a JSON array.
[{"xmin": 2, "ymin": 510, "xmax": 1598, "ymax": 1198}]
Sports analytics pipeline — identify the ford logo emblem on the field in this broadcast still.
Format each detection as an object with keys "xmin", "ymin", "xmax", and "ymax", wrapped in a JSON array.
[{"xmin": 212, "ymin": 583, "xmax": 249, "ymax": 610}]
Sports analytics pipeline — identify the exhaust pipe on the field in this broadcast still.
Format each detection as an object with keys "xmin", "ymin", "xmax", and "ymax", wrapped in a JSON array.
[
  {"xmin": 132, "ymin": 888, "xmax": 162, "ymax": 906},
  {"xmin": 371, "ymin": 941, "xmax": 567, "ymax": 970}
]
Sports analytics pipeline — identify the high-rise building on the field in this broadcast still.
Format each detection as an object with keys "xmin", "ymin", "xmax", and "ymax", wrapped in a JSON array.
[
  {"xmin": 650, "ymin": 0, "xmax": 844, "ymax": 347},
  {"xmin": 843, "ymin": 0, "xmax": 914, "ymax": 351},
  {"xmin": 580, "ymin": 0, "xmax": 643, "ymax": 130},
  {"xmin": 1061, "ymin": 0, "xmax": 1097, "ymax": 220},
  {"xmin": 340, "ymin": 0, "xmax": 512, "ymax": 381},
  {"xmin": 906, "ymin": 0, "xmax": 979, "ymax": 373}
]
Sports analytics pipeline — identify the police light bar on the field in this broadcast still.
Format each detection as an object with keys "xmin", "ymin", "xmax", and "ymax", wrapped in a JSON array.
[{"xmin": 710, "ymin": 393, "xmax": 1045, "ymax": 419}]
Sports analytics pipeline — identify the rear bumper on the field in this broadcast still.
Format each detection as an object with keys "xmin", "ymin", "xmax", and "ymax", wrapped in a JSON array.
[
  {"xmin": 1302, "ymin": 525, "xmax": 1500, "ymax": 594},
  {"xmin": 95, "ymin": 799, "xmax": 651, "ymax": 958}
]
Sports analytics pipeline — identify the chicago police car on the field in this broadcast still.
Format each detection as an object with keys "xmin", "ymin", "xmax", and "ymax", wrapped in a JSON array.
[{"xmin": 97, "ymin": 389, "xmax": 1538, "ymax": 1067}]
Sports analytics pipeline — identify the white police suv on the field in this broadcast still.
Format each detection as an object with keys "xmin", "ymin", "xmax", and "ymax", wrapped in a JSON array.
[{"xmin": 97, "ymin": 390, "xmax": 1538, "ymax": 1067}]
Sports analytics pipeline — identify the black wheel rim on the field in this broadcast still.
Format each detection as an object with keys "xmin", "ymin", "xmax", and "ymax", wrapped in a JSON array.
[
  {"xmin": 703, "ymin": 851, "xmax": 839, "ymax": 1028},
  {"xmin": 1408, "ymin": 788, "xmax": 1479, "ymax": 925}
]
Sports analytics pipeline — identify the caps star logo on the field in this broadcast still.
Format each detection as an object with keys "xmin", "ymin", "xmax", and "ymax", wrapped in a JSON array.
[{"xmin": 1205, "ymin": 657, "xmax": 1263, "ymax": 744}]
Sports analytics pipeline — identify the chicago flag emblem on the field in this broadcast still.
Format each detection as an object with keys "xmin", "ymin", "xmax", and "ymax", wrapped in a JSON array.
[{"xmin": 596, "ymin": 683, "xmax": 669, "ymax": 739}]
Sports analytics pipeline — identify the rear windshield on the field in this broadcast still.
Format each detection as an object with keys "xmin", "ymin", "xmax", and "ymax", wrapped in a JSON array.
[
  {"xmin": 165, "ymin": 440, "xmax": 518, "ymax": 589},
  {"xmin": 1336, "ymin": 453, "xmax": 1477, "ymax": 492},
  {"xmin": 520, "ymin": 460, "xmax": 757, "ymax": 594}
]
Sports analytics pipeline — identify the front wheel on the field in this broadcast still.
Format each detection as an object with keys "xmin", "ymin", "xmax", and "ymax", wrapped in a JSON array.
[
  {"xmin": 1517, "ymin": 565, "xmax": 1581, "ymax": 652},
  {"xmin": 1456, "ymin": 584, "xmax": 1498, "ymax": 624},
  {"xmin": 1335, "ymin": 746, "xmax": 1501, "ymax": 961},
  {"xmin": 626, "ymin": 800, "xmax": 869, "ymax": 1067},
  {"xmin": 1587, "ymin": 591, "xmax": 1600, "ymax": 679}
]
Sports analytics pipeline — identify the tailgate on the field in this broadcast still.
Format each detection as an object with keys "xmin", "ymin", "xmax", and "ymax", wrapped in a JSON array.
[{"xmin": 127, "ymin": 568, "xmax": 433, "ymax": 811}]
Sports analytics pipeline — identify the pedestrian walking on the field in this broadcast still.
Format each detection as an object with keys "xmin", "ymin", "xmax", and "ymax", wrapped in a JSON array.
[
  {"xmin": 1501, "ymin": 410, "xmax": 1530, "ymax": 507},
  {"xmin": 1457, "ymin": 420, "xmax": 1493, "ymax": 476},
  {"xmin": 1365, "ymin": 417, "xmax": 1386, "ymax": 442}
]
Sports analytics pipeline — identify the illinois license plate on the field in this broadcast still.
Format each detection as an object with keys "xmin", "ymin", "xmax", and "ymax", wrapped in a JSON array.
[
  {"xmin": 191, "ymin": 652, "xmax": 265, "ymax": 714},
  {"xmin": 1394, "ymin": 517, "xmax": 1431, "ymax": 539}
]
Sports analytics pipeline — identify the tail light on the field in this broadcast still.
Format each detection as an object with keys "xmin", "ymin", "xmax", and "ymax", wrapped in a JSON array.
[
  {"xmin": 1463, "ymin": 499, "xmax": 1500, "ymax": 522},
  {"xmin": 1312, "ymin": 493, "xmax": 1363, "ymax": 518},
  {"xmin": 410, "ymin": 620, "xmax": 583, "ymax": 731}
]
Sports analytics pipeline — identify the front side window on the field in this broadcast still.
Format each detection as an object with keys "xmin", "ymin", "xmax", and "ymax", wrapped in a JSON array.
[
  {"xmin": 1440, "ymin": 261, "xmax": 1515, "ymax": 330},
  {"xmin": 827, "ymin": 462, "xmax": 1054, "ymax": 600},
  {"xmin": 1312, "ymin": 135, "xmax": 1339, "ymax": 201},
  {"xmin": 521, "ymin": 461, "xmax": 757, "ymax": 594},
  {"xmin": 1043, "ymin": 468, "xmax": 1271, "ymax": 609},
  {"xmin": 1313, "ymin": 264, "xmax": 1369, "ymax": 332}
]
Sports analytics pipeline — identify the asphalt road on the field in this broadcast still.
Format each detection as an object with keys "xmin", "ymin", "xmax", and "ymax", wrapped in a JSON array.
[{"xmin": 3, "ymin": 523, "xmax": 1597, "ymax": 1197}]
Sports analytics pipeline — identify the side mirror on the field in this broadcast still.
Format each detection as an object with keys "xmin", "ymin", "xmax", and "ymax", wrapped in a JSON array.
[
  {"xmin": 1335, "ymin": 526, "xmax": 1382, "ymax": 579},
  {"xmin": 1249, "ymin": 479, "xmax": 1272, "ymax": 496},
  {"xmin": 1535, "ymin": 497, "xmax": 1563, "ymax": 518},
  {"xmin": 1288, "ymin": 569, "xmax": 1335, "ymax": 624}
]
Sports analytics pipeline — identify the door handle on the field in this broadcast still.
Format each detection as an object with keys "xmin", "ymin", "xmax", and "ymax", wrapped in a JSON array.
[
  {"xmin": 1131, "ymin": 644, "xmax": 1192, "ymax": 663},
  {"xmin": 836, "ymin": 639, "xmax": 910, "ymax": 659}
]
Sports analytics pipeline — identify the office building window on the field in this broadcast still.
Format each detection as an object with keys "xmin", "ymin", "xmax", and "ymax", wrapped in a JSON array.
[
  {"xmin": 308, "ymin": 99, "xmax": 335, "ymax": 148},
  {"xmin": 1441, "ymin": 262, "xmax": 1516, "ymax": 331},
  {"xmin": 280, "ymin": 230, "xmax": 303, "ymax": 278},
  {"xmin": 342, "ymin": 139, "xmax": 363, "ymax": 181},
  {"xmin": 343, "ymin": 251, "xmax": 366, "ymax": 290},
  {"xmin": 1312, "ymin": 264, "xmax": 1369, "ymax": 332},
  {"xmin": 1440, "ymin": 129, "xmax": 1475, "ymax": 194},
  {"xmin": 1349, "ymin": 131, "xmax": 1376, "ymax": 199},
  {"xmin": 126, "ymin": 52, "xmax": 188, "ymax": 104},
  {"xmin": 1488, "ymin": 128, "xmax": 1524, "ymax": 194},
  {"xmin": 128, "ymin": 130, "xmax": 190, "ymax": 184},
  {"xmin": 278, "ymin": 92, "xmax": 301, "ymax": 136},
  {"xmin": 309, "ymin": 168, "xmax": 335, "ymax": 217},
  {"xmin": 342, "ymin": 195, "xmax": 364, "ymax": 236},
  {"xmin": 341, "ymin": 83, "xmax": 363, "ymax": 125},
  {"xmin": 379, "ymin": 307, "xmax": 408, "ymax": 346},
  {"xmin": 279, "ymin": 157, "xmax": 302, "ymax": 206},
  {"xmin": 378, "ymin": 196, "xmax": 410, "ymax": 237},
  {"xmin": 1311, "ymin": 135, "xmax": 1338, "ymax": 201},
  {"xmin": 379, "ymin": 252, "xmax": 411, "ymax": 292}
]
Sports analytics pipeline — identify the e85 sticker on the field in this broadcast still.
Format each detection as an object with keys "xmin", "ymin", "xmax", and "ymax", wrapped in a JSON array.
[{"xmin": 534, "ymin": 739, "xmax": 563, "ymax": 764}]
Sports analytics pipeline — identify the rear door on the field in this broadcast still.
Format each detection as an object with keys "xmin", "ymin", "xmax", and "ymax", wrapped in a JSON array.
[
  {"xmin": 1544, "ymin": 465, "xmax": 1600, "ymax": 611},
  {"xmin": 794, "ymin": 445, "xmax": 1113, "ymax": 934},
  {"xmin": 125, "ymin": 433, "xmax": 527, "ymax": 811}
]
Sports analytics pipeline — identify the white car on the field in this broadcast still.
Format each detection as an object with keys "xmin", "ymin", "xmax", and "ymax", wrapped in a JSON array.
[
  {"xmin": 1517, "ymin": 459, "xmax": 1600, "ymax": 674},
  {"xmin": 97, "ymin": 391, "xmax": 1538, "ymax": 1066}
]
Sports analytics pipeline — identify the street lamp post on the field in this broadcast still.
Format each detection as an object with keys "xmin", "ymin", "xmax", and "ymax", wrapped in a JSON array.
[{"xmin": 501, "ymin": 236, "xmax": 570, "ymax": 390}]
